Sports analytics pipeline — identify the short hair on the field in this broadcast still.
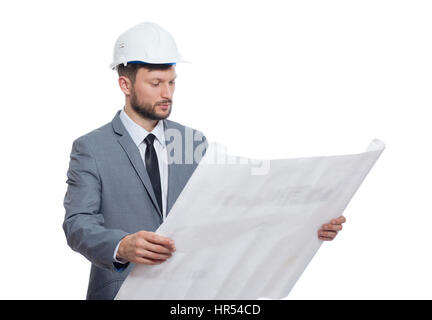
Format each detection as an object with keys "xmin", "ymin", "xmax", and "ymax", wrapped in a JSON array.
[{"xmin": 117, "ymin": 63, "xmax": 174, "ymax": 85}]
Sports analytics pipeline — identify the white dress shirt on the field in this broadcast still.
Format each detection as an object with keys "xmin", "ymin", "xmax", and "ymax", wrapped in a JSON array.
[{"xmin": 113, "ymin": 108, "xmax": 169, "ymax": 263}]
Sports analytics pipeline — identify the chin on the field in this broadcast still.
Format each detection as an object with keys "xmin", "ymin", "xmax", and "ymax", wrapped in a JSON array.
[
  {"xmin": 158, "ymin": 108, "xmax": 171, "ymax": 118},
  {"xmin": 155, "ymin": 112, "xmax": 170, "ymax": 120}
]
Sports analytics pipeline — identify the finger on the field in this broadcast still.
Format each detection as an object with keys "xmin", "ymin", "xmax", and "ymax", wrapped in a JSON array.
[
  {"xmin": 321, "ymin": 224, "xmax": 343, "ymax": 232},
  {"xmin": 144, "ymin": 241, "xmax": 175, "ymax": 254},
  {"xmin": 132, "ymin": 247, "xmax": 171, "ymax": 260},
  {"xmin": 140, "ymin": 249, "xmax": 172, "ymax": 261},
  {"xmin": 318, "ymin": 230, "xmax": 337, "ymax": 238},
  {"xmin": 134, "ymin": 233, "xmax": 175, "ymax": 252},
  {"xmin": 336, "ymin": 216, "xmax": 346, "ymax": 224},
  {"xmin": 143, "ymin": 232, "xmax": 175, "ymax": 248},
  {"xmin": 135, "ymin": 257, "xmax": 167, "ymax": 265},
  {"xmin": 319, "ymin": 236, "xmax": 334, "ymax": 241},
  {"xmin": 331, "ymin": 216, "xmax": 346, "ymax": 224}
]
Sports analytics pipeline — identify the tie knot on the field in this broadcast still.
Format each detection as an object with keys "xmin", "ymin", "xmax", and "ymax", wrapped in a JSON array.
[{"xmin": 144, "ymin": 133, "xmax": 156, "ymax": 146}]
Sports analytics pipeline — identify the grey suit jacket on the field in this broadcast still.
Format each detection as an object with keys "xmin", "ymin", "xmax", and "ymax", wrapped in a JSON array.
[{"xmin": 63, "ymin": 110, "xmax": 207, "ymax": 300}]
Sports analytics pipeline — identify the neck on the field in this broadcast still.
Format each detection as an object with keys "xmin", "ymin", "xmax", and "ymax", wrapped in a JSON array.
[{"xmin": 124, "ymin": 103, "xmax": 158, "ymax": 132}]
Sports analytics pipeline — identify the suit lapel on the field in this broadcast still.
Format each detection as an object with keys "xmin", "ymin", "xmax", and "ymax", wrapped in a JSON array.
[{"xmin": 112, "ymin": 111, "xmax": 163, "ymax": 220}]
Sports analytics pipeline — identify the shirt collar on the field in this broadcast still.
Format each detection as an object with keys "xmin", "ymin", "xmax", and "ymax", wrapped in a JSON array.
[{"xmin": 119, "ymin": 108, "xmax": 165, "ymax": 148}]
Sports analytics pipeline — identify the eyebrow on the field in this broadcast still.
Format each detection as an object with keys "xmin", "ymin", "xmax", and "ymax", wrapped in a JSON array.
[{"xmin": 148, "ymin": 75, "xmax": 177, "ymax": 82}]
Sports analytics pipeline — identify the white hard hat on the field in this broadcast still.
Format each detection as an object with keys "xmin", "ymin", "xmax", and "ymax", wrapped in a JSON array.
[{"xmin": 110, "ymin": 22, "xmax": 188, "ymax": 70}]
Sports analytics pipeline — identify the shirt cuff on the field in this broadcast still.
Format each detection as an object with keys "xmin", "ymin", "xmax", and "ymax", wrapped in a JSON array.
[{"xmin": 113, "ymin": 240, "xmax": 128, "ymax": 264}]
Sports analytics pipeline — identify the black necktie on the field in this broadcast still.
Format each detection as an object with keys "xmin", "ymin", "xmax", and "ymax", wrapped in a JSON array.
[{"xmin": 144, "ymin": 133, "xmax": 163, "ymax": 214}]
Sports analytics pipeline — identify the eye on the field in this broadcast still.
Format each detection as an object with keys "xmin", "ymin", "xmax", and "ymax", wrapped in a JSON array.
[
  {"xmin": 169, "ymin": 81, "xmax": 176, "ymax": 86},
  {"xmin": 151, "ymin": 83, "xmax": 160, "ymax": 87}
]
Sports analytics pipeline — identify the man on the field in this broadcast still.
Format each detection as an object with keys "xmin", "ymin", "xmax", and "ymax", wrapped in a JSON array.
[{"xmin": 63, "ymin": 22, "xmax": 346, "ymax": 300}]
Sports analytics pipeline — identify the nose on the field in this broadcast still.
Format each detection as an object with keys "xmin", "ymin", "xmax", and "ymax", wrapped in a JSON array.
[{"xmin": 160, "ymin": 83, "xmax": 173, "ymax": 99}]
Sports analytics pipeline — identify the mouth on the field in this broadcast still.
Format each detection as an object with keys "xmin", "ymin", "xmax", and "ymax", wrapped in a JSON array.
[{"xmin": 158, "ymin": 103, "xmax": 170, "ymax": 111}]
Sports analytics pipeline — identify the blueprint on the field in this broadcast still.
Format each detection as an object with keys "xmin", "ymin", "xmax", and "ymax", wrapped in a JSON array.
[{"xmin": 115, "ymin": 139, "xmax": 385, "ymax": 299}]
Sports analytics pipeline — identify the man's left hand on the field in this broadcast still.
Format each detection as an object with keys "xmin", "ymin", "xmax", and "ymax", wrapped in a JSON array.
[{"xmin": 318, "ymin": 215, "xmax": 346, "ymax": 241}]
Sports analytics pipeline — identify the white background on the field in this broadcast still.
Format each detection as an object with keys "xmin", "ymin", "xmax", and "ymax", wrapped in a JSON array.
[{"xmin": 0, "ymin": 0, "xmax": 431, "ymax": 299}]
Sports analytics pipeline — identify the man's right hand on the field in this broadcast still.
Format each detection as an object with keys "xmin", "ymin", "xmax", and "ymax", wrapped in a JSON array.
[{"xmin": 116, "ymin": 231, "xmax": 176, "ymax": 265}]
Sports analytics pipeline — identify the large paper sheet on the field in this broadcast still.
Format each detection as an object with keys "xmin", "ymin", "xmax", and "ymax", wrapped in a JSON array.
[{"xmin": 115, "ymin": 139, "xmax": 385, "ymax": 299}]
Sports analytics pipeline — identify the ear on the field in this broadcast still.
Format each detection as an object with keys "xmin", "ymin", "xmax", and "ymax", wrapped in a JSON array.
[{"xmin": 118, "ymin": 76, "xmax": 133, "ymax": 96}]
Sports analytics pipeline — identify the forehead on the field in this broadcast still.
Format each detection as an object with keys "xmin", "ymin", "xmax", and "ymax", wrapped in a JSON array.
[{"xmin": 137, "ymin": 66, "xmax": 177, "ymax": 81}]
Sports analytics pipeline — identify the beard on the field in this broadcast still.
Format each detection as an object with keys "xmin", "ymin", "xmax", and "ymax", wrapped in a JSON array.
[{"xmin": 130, "ymin": 88, "xmax": 172, "ymax": 121}]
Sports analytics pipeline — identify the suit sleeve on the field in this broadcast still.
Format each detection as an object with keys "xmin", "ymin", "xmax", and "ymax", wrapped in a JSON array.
[{"xmin": 63, "ymin": 136, "xmax": 130, "ymax": 271}]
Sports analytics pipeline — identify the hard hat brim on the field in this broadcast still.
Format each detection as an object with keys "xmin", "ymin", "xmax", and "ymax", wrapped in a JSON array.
[{"xmin": 110, "ymin": 59, "xmax": 190, "ymax": 70}]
